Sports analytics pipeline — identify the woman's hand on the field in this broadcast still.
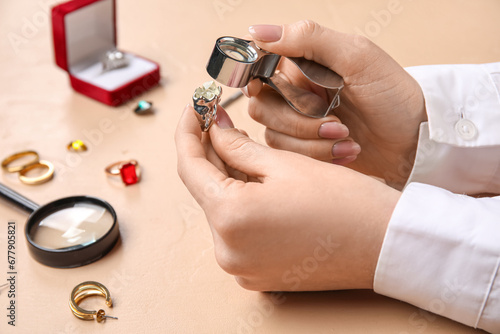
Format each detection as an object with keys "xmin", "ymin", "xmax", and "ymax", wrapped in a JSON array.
[
  {"xmin": 175, "ymin": 105, "xmax": 400, "ymax": 291},
  {"xmin": 245, "ymin": 21, "xmax": 427, "ymax": 189}
]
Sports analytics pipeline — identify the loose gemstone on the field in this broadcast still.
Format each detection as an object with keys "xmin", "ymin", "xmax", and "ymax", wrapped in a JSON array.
[{"xmin": 120, "ymin": 163, "xmax": 138, "ymax": 185}]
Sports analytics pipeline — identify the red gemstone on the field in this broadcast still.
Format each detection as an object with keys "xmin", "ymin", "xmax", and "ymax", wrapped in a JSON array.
[{"xmin": 120, "ymin": 163, "xmax": 138, "ymax": 185}]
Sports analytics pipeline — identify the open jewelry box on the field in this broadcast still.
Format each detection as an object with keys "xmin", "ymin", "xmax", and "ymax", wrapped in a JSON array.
[{"xmin": 52, "ymin": 0, "xmax": 160, "ymax": 106}]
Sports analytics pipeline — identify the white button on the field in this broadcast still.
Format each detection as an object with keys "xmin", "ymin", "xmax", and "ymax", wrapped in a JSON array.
[{"xmin": 455, "ymin": 119, "xmax": 477, "ymax": 140}]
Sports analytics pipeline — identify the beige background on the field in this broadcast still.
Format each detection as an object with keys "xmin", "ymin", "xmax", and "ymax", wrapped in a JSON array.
[{"xmin": 1, "ymin": 0, "xmax": 499, "ymax": 333}]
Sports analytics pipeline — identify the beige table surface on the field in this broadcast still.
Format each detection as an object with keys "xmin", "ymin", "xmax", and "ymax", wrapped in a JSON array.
[{"xmin": 1, "ymin": 0, "xmax": 499, "ymax": 333}]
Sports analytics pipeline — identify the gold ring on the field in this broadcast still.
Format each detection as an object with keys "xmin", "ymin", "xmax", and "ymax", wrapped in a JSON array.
[
  {"xmin": 105, "ymin": 160, "xmax": 141, "ymax": 186},
  {"xmin": 67, "ymin": 140, "xmax": 88, "ymax": 152},
  {"xmin": 69, "ymin": 281, "xmax": 118, "ymax": 322},
  {"xmin": 1, "ymin": 151, "xmax": 40, "ymax": 173},
  {"xmin": 18, "ymin": 160, "xmax": 55, "ymax": 185}
]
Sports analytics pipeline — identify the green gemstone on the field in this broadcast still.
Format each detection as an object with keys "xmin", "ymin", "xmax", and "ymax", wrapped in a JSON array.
[{"xmin": 134, "ymin": 100, "xmax": 153, "ymax": 114}]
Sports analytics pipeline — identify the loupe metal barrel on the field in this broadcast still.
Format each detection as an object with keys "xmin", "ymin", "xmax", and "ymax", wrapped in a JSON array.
[
  {"xmin": 206, "ymin": 37, "xmax": 280, "ymax": 88},
  {"xmin": 207, "ymin": 36, "xmax": 344, "ymax": 118},
  {"xmin": 25, "ymin": 196, "xmax": 119, "ymax": 268}
]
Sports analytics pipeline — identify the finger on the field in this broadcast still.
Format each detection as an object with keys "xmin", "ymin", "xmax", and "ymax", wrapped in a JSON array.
[
  {"xmin": 225, "ymin": 164, "xmax": 248, "ymax": 182},
  {"xmin": 248, "ymin": 20, "xmax": 378, "ymax": 78},
  {"xmin": 265, "ymin": 128, "xmax": 360, "ymax": 161},
  {"xmin": 209, "ymin": 123, "xmax": 275, "ymax": 180},
  {"xmin": 211, "ymin": 106, "xmax": 248, "ymax": 181},
  {"xmin": 242, "ymin": 79, "xmax": 263, "ymax": 98},
  {"xmin": 238, "ymin": 129, "xmax": 249, "ymax": 137},
  {"xmin": 175, "ymin": 105, "xmax": 228, "ymax": 206},
  {"xmin": 215, "ymin": 104, "xmax": 234, "ymax": 129},
  {"xmin": 332, "ymin": 155, "xmax": 358, "ymax": 165},
  {"xmin": 202, "ymin": 133, "xmax": 228, "ymax": 177},
  {"xmin": 249, "ymin": 86, "xmax": 348, "ymax": 139},
  {"xmin": 216, "ymin": 111, "xmax": 267, "ymax": 183}
]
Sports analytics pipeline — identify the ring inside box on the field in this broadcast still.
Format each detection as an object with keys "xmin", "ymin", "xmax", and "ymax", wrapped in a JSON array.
[
  {"xmin": 53, "ymin": 0, "xmax": 159, "ymax": 98},
  {"xmin": 60, "ymin": 0, "xmax": 158, "ymax": 92}
]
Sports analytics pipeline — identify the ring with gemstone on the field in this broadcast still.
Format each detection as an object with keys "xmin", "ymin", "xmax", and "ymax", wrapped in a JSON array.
[
  {"xmin": 192, "ymin": 81, "xmax": 222, "ymax": 132},
  {"xmin": 105, "ymin": 160, "xmax": 141, "ymax": 186},
  {"xmin": 134, "ymin": 100, "xmax": 153, "ymax": 115},
  {"xmin": 101, "ymin": 50, "xmax": 129, "ymax": 73},
  {"xmin": 67, "ymin": 140, "xmax": 88, "ymax": 152},
  {"xmin": 18, "ymin": 160, "xmax": 55, "ymax": 185},
  {"xmin": 1, "ymin": 150, "xmax": 40, "ymax": 173}
]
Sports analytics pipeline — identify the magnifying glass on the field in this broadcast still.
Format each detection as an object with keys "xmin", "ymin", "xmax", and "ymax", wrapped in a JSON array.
[{"xmin": 0, "ymin": 183, "xmax": 120, "ymax": 268}]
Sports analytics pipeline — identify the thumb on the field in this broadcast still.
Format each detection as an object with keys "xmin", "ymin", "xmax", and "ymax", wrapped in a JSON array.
[
  {"xmin": 210, "ymin": 110, "xmax": 275, "ymax": 179},
  {"xmin": 249, "ymin": 20, "xmax": 372, "ymax": 77}
]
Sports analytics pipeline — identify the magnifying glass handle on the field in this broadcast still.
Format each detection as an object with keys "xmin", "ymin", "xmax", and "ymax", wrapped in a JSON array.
[{"xmin": 0, "ymin": 183, "xmax": 40, "ymax": 213}]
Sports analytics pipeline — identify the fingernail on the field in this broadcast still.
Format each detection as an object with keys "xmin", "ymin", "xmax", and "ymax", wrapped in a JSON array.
[
  {"xmin": 318, "ymin": 122, "xmax": 349, "ymax": 139},
  {"xmin": 332, "ymin": 141, "xmax": 361, "ymax": 157},
  {"xmin": 216, "ymin": 110, "xmax": 234, "ymax": 129},
  {"xmin": 241, "ymin": 86, "xmax": 249, "ymax": 98},
  {"xmin": 331, "ymin": 155, "xmax": 358, "ymax": 165},
  {"xmin": 249, "ymin": 25, "xmax": 282, "ymax": 42}
]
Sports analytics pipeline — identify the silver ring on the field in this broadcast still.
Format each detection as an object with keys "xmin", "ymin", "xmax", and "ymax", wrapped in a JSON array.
[
  {"xmin": 102, "ymin": 50, "xmax": 129, "ymax": 73},
  {"xmin": 192, "ymin": 81, "xmax": 222, "ymax": 132}
]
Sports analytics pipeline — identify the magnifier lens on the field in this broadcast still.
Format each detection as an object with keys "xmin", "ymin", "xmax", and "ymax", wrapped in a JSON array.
[
  {"xmin": 30, "ymin": 202, "xmax": 114, "ymax": 250},
  {"xmin": 218, "ymin": 39, "xmax": 257, "ymax": 62}
]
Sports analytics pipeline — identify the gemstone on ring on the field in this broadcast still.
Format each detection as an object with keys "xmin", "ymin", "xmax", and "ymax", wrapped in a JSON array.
[
  {"xmin": 134, "ymin": 100, "xmax": 153, "ymax": 115},
  {"xmin": 101, "ymin": 50, "xmax": 129, "ymax": 73},
  {"xmin": 119, "ymin": 162, "xmax": 139, "ymax": 185},
  {"xmin": 105, "ymin": 160, "xmax": 141, "ymax": 186},
  {"xmin": 68, "ymin": 140, "xmax": 88, "ymax": 152},
  {"xmin": 192, "ymin": 81, "xmax": 222, "ymax": 131}
]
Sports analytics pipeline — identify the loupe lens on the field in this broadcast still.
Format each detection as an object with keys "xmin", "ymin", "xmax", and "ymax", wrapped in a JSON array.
[
  {"xmin": 29, "ymin": 202, "xmax": 114, "ymax": 250},
  {"xmin": 25, "ymin": 196, "xmax": 119, "ymax": 268},
  {"xmin": 218, "ymin": 38, "xmax": 257, "ymax": 62}
]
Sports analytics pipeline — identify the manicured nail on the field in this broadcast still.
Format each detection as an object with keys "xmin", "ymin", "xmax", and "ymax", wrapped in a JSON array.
[
  {"xmin": 331, "ymin": 155, "xmax": 358, "ymax": 165},
  {"xmin": 241, "ymin": 86, "xmax": 249, "ymax": 98},
  {"xmin": 216, "ymin": 110, "xmax": 234, "ymax": 129},
  {"xmin": 318, "ymin": 122, "xmax": 349, "ymax": 139},
  {"xmin": 249, "ymin": 25, "xmax": 282, "ymax": 42},
  {"xmin": 332, "ymin": 141, "xmax": 361, "ymax": 157}
]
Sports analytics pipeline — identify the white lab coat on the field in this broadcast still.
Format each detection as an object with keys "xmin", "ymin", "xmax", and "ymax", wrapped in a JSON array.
[{"xmin": 374, "ymin": 63, "xmax": 500, "ymax": 333}]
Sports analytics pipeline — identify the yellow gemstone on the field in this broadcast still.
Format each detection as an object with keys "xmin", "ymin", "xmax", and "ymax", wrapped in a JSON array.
[
  {"xmin": 70, "ymin": 140, "xmax": 87, "ymax": 151},
  {"xmin": 193, "ymin": 81, "xmax": 221, "ymax": 101}
]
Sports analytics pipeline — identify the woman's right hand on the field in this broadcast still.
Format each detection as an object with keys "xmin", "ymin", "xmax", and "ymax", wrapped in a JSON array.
[
  {"xmin": 175, "ymin": 104, "xmax": 400, "ymax": 292},
  {"xmin": 245, "ymin": 21, "xmax": 428, "ymax": 189}
]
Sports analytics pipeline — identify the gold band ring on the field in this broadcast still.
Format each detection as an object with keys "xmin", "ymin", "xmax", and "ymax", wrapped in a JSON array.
[
  {"xmin": 69, "ymin": 281, "xmax": 118, "ymax": 322},
  {"xmin": 105, "ymin": 160, "xmax": 141, "ymax": 185},
  {"xmin": 18, "ymin": 160, "xmax": 54, "ymax": 185},
  {"xmin": 1, "ymin": 150, "xmax": 40, "ymax": 173}
]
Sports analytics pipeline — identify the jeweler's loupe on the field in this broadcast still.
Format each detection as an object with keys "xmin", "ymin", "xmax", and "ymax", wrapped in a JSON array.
[
  {"xmin": 0, "ymin": 183, "xmax": 120, "ymax": 268},
  {"xmin": 206, "ymin": 36, "xmax": 344, "ymax": 118}
]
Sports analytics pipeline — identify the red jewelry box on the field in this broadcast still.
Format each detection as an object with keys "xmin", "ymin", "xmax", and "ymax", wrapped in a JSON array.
[{"xmin": 52, "ymin": 0, "xmax": 160, "ymax": 106}]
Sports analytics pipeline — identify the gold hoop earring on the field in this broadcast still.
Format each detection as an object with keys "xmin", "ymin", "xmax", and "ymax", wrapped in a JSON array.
[{"xmin": 69, "ymin": 281, "xmax": 118, "ymax": 322}]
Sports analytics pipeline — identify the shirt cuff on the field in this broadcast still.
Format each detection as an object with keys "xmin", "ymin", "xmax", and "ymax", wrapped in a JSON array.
[
  {"xmin": 374, "ymin": 182, "xmax": 500, "ymax": 333},
  {"xmin": 405, "ymin": 63, "xmax": 500, "ymax": 147},
  {"xmin": 404, "ymin": 63, "xmax": 500, "ymax": 194},
  {"xmin": 406, "ymin": 122, "xmax": 500, "ymax": 194}
]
